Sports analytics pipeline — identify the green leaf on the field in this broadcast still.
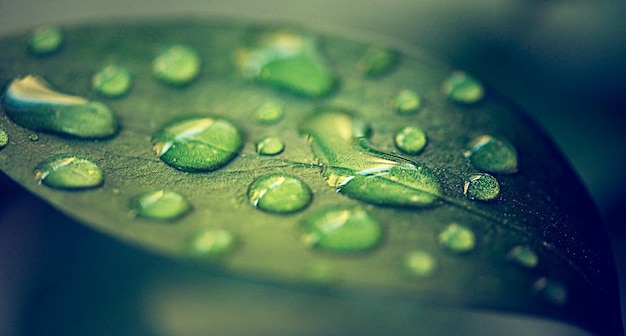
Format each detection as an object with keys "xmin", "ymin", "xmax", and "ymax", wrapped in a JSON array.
[{"xmin": 0, "ymin": 19, "xmax": 622, "ymax": 335}]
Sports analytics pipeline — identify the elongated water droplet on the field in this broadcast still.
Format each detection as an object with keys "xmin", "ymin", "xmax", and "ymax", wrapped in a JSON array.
[
  {"xmin": 254, "ymin": 101, "xmax": 284, "ymax": 125},
  {"xmin": 152, "ymin": 117, "xmax": 243, "ymax": 172},
  {"xmin": 0, "ymin": 128, "xmax": 8, "ymax": 149},
  {"xmin": 532, "ymin": 277, "xmax": 568, "ymax": 306},
  {"xmin": 438, "ymin": 223, "xmax": 476, "ymax": 253},
  {"xmin": 34, "ymin": 155, "xmax": 103, "ymax": 190},
  {"xmin": 29, "ymin": 26, "xmax": 62, "ymax": 55},
  {"xmin": 130, "ymin": 189, "xmax": 191, "ymax": 221},
  {"xmin": 300, "ymin": 109, "xmax": 442, "ymax": 208},
  {"xmin": 92, "ymin": 64, "xmax": 132, "ymax": 97},
  {"xmin": 465, "ymin": 135, "xmax": 519, "ymax": 174},
  {"xmin": 395, "ymin": 89, "xmax": 421, "ymax": 115},
  {"xmin": 394, "ymin": 126, "xmax": 427, "ymax": 154},
  {"xmin": 256, "ymin": 136, "xmax": 285, "ymax": 156},
  {"xmin": 442, "ymin": 72, "xmax": 484, "ymax": 104},
  {"xmin": 507, "ymin": 245, "xmax": 538, "ymax": 269},
  {"xmin": 247, "ymin": 173, "xmax": 312, "ymax": 213},
  {"xmin": 187, "ymin": 229, "xmax": 236, "ymax": 258},
  {"xmin": 300, "ymin": 206, "xmax": 383, "ymax": 252},
  {"xmin": 464, "ymin": 173, "xmax": 500, "ymax": 201},
  {"xmin": 356, "ymin": 46, "xmax": 397, "ymax": 77},
  {"xmin": 235, "ymin": 30, "xmax": 337, "ymax": 97},
  {"xmin": 404, "ymin": 250, "xmax": 437, "ymax": 277},
  {"xmin": 153, "ymin": 45, "xmax": 201, "ymax": 86},
  {"xmin": 1, "ymin": 75, "xmax": 118, "ymax": 138}
]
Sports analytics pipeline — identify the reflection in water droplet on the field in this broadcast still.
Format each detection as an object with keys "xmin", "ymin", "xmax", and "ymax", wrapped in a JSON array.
[
  {"xmin": 248, "ymin": 173, "xmax": 312, "ymax": 213},
  {"xmin": 442, "ymin": 72, "xmax": 484, "ymax": 104},
  {"xmin": 1, "ymin": 75, "xmax": 118, "ymax": 138},
  {"xmin": 153, "ymin": 45, "xmax": 201, "ymax": 86},
  {"xmin": 235, "ymin": 30, "xmax": 337, "ymax": 97},
  {"xmin": 93, "ymin": 64, "xmax": 132, "ymax": 98},
  {"xmin": 404, "ymin": 250, "xmax": 437, "ymax": 277},
  {"xmin": 0, "ymin": 128, "xmax": 8, "ymax": 149},
  {"xmin": 395, "ymin": 90, "xmax": 421, "ymax": 115},
  {"xmin": 464, "ymin": 173, "xmax": 500, "ymax": 201},
  {"xmin": 507, "ymin": 245, "xmax": 538, "ymax": 269},
  {"xmin": 130, "ymin": 189, "xmax": 191, "ymax": 221},
  {"xmin": 152, "ymin": 117, "xmax": 243, "ymax": 172},
  {"xmin": 356, "ymin": 46, "xmax": 397, "ymax": 77},
  {"xmin": 34, "ymin": 155, "xmax": 104, "ymax": 190},
  {"xmin": 300, "ymin": 109, "xmax": 442, "ymax": 208},
  {"xmin": 256, "ymin": 136, "xmax": 285, "ymax": 156},
  {"xmin": 300, "ymin": 206, "xmax": 383, "ymax": 252},
  {"xmin": 465, "ymin": 135, "xmax": 518, "ymax": 174},
  {"xmin": 394, "ymin": 126, "xmax": 427, "ymax": 155},
  {"xmin": 28, "ymin": 134, "xmax": 39, "ymax": 142},
  {"xmin": 29, "ymin": 26, "xmax": 62, "ymax": 55},
  {"xmin": 532, "ymin": 277, "xmax": 568, "ymax": 306},
  {"xmin": 438, "ymin": 223, "xmax": 476, "ymax": 253},
  {"xmin": 187, "ymin": 229, "xmax": 236, "ymax": 258},
  {"xmin": 254, "ymin": 101, "xmax": 284, "ymax": 125}
]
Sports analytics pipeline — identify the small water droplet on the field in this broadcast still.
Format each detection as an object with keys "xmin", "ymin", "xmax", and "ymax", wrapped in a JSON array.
[
  {"xmin": 247, "ymin": 173, "xmax": 312, "ymax": 213},
  {"xmin": 395, "ymin": 90, "xmax": 421, "ymax": 115},
  {"xmin": 235, "ymin": 30, "xmax": 337, "ymax": 97},
  {"xmin": 394, "ymin": 126, "xmax": 427, "ymax": 155},
  {"xmin": 442, "ymin": 72, "xmax": 484, "ymax": 104},
  {"xmin": 300, "ymin": 206, "xmax": 383, "ymax": 252},
  {"xmin": 0, "ymin": 128, "xmax": 8, "ymax": 149},
  {"xmin": 1, "ymin": 75, "xmax": 118, "ymax": 138},
  {"xmin": 465, "ymin": 135, "xmax": 518, "ymax": 174},
  {"xmin": 356, "ymin": 46, "xmax": 397, "ymax": 77},
  {"xmin": 153, "ymin": 45, "xmax": 201, "ymax": 86},
  {"xmin": 28, "ymin": 133, "xmax": 39, "ymax": 142},
  {"xmin": 532, "ymin": 277, "xmax": 568, "ymax": 306},
  {"xmin": 507, "ymin": 245, "xmax": 538, "ymax": 269},
  {"xmin": 404, "ymin": 250, "xmax": 437, "ymax": 277},
  {"xmin": 187, "ymin": 229, "xmax": 236, "ymax": 258},
  {"xmin": 464, "ymin": 173, "xmax": 500, "ymax": 201},
  {"xmin": 92, "ymin": 64, "xmax": 132, "ymax": 97},
  {"xmin": 254, "ymin": 101, "xmax": 284, "ymax": 125},
  {"xmin": 438, "ymin": 223, "xmax": 476, "ymax": 253},
  {"xmin": 28, "ymin": 26, "xmax": 62, "ymax": 55},
  {"xmin": 34, "ymin": 155, "xmax": 104, "ymax": 190},
  {"xmin": 152, "ymin": 117, "xmax": 243, "ymax": 172},
  {"xmin": 256, "ymin": 136, "xmax": 285, "ymax": 156},
  {"xmin": 129, "ymin": 189, "xmax": 191, "ymax": 221}
]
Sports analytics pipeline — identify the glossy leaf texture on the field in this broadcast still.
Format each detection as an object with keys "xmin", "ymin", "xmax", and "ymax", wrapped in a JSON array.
[{"xmin": 0, "ymin": 19, "xmax": 621, "ymax": 335}]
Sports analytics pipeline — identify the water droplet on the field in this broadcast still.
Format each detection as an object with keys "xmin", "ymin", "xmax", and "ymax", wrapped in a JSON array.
[
  {"xmin": 28, "ymin": 133, "xmax": 39, "ymax": 142},
  {"xmin": 532, "ymin": 277, "xmax": 568, "ymax": 306},
  {"xmin": 300, "ymin": 206, "xmax": 383, "ymax": 252},
  {"xmin": 438, "ymin": 223, "xmax": 476, "ymax": 253},
  {"xmin": 442, "ymin": 71, "xmax": 484, "ymax": 104},
  {"xmin": 92, "ymin": 64, "xmax": 132, "ymax": 97},
  {"xmin": 235, "ymin": 30, "xmax": 337, "ymax": 97},
  {"xmin": 395, "ymin": 89, "xmax": 421, "ymax": 115},
  {"xmin": 0, "ymin": 128, "xmax": 8, "ymax": 149},
  {"xmin": 152, "ymin": 117, "xmax": 243, "ymax": 172},
  {"xmin": 34, "ymin": 155, "xmax": 104, "ymax": 190},
  {"xmin": 1, "ymin": 75, "xmax": 118, "ymax": 138},
  {"xmin": 507, "ymin": 245, "xmax": 538, "ymax": 269},
  {"xmin": 356, "ymin": 46, "xmax": 397, "ymax": 77},
  {"xmin": 464, "ymin": 173, "xmax": 500, "ymax": 201},
  {"xmin": 187, "ymin": 229, "xmax": 236, "ymax": 258},
  {"xmin": 254, "ymin": 101, "xmax": 284, "ymax": 125},
  {"xmin": 300, "ymin": 109, "xmax": 442, "ymax": 208},
  {"xmin": 404, "ymin": 250, "xmax": 437, "ymax": 277},
  {"xmin": 256, "ymin": 136, "xmax": 285, "ymax": 156},
  {"xmin": 247, "ymin": 173, "xmax": 312, "ymax": 213},
  {"xmin": 465, "ymin": 135, "xmax": 518, "ymax": 174},
  {"xmin": 28, "ymin": 26, "xmax": 62, "ymax": 55},
  {"xmin": 153, "ymin": 45, "xmax": 201, "ymax": 86},
  {"xmin": 129, "ymin": 189, "xmax": 191, "ymax": 221},
  {"xmin": 394, "ymin": 126, "xmax": 427, "ymax": 155}
]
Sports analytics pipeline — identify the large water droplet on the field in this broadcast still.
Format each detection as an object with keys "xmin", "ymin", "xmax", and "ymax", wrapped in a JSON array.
[
  {"xmin": 532, "ymin": 277, "xmax": 568, "ymax": 306},
  {"xmin": 395, "ymin": 89, "xmax": 422, "ymax": 115},
  {"xmin": 507, "ymin": 245, "xmax": 538, "ymax": 269},
  {"xmin": 300, "ymin": 206, "xmax": 383, "ymax": 252},
  {"xmin": 404, "ymin": 250, "xmax": 437, "ymax": 277},
  {"xmin": 129, "ymin": 189, "xmax": 191, "ymax": 221},
  {"xmin": 256, "ymin": 136, "xmax": 285, "ymax": 156},
  {"xmin": 92, "ymin": 64, "xmax": 132, "ymax": 98},
  {"xmin": 28, "ymin": 26, "xmax": 62, "ymax": 55},
  {"xmin": 187, "ymin": 229, "xmax": 236, "ymax": 258},
  {"xmin": 0, "ymin": 128, "xmax": 8, "ymax": 149},
  {"xmin": 254, "ymin": 101, "xmax": 284, "ymax": 125},
  {"xmin": 300, "ymin": 109, "xmax": 442, "ymax": 208},
  {"xmin": 438, "ymin": 223, "xmax": 476, "ymax": 253},
  {"xmin": 153, "ymin": 45, "xmax": 201, "ymax": 86},
  {"xmin": 356, "ymin": 46, "xmax": 397, "ymax": 77},
  {"xmin": 247, "ymin": 173, "xmax": 312, "ymax": 213},
  {"xmin": 1, "ymin": 75, "xmax": 118, "ymax": 139},
  {"xmin": 34, "ymin": 155, "xmax": 104, "ymax": 190},
  {"xmin": 152, "ymin": 117, "xmax": 243, "ymax": 172},
  {"xmin": 442, "ymin": 72, "xmax": 484, "ymax": 104},
  {"xmin": 235, "ymin": 30, "xmax": 337, "ymax": 97},
  {"xmin": 465, "ymin": 135, "xmax": 519, "ymax": 174},
  {"xmin": 464, "ymin": 173, "xmax": 500, "ymax": 201},
  {"xmin": 394, "ymin": 126, "xmax": 427, "ymax": 155}
]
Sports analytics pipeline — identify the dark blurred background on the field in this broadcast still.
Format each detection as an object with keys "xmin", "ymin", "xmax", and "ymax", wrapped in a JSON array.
[{"xmin": 1, "ymin": 1, "xmax": 624, "ymax": 335}]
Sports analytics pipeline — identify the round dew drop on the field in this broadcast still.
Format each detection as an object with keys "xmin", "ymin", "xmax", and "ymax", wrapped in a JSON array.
[
  {"xmin": 129, "ymin": 189, "xmax": 191, "ymax": 221},
  {"xmin": 394, "ymin": 126, "xmax": 427, "ymax": 154},
  {"xmin": 187, "ymin": 229, "xmax": 236, "ymax": 258},
  {"xmin": 247, "ymin": 173, "xmax": 312, "ymax": 213},
  {"xmin": 152, "ymin": 45, "xmax": 201, "ymax": 86},
  {"xmin": 465, "ymin": 135, "xmax": 519, "ymax": 174},
  {"xmin": 256, "ymin": 136, "xmax": 285, "ymax": 156},
  {"xmin": 356, "ymin": 46, "xmax": 397, "ymax": 77},
  {"xmin": 28, "ymin": 134, "xmax": 39, "ymax": 142},
  {"xmin": 464, "ymin": 173, "xmax": 500, "ymax": 201},
  {"xmin": 438, "ymin": 223, "xmax": 476, "ymax": 253},
  {"xmin": 28, "ymin": 26, "xmax": 62, "ymax": 55},
  {"xmin": 93, "ymin": 64, "xmax": 132, "ymax": 97},
  {"xmin": 507, "ymin": 245, "xmax": 538, "ymax": 269},
  {"xmin": 34, "ymin": 155, "xmax": 104, "ymax": 190},
  {"xmin": 254, "ymin": 101, "xmax": 284, "ymax": 125},
  {"xmin": 404, "ymin": 251, "xmax": 437, "ymax": 277},
  {"xmin": 395, "ymin": 90, "xmax": 421, "ymax": 115},
  {"xmin": 532, "ymin": 277, "xmax": 568, "ymax": 307},
  {"xmin": 442, "ymin": 72, "xmax": 484, "ymax": 104}
]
